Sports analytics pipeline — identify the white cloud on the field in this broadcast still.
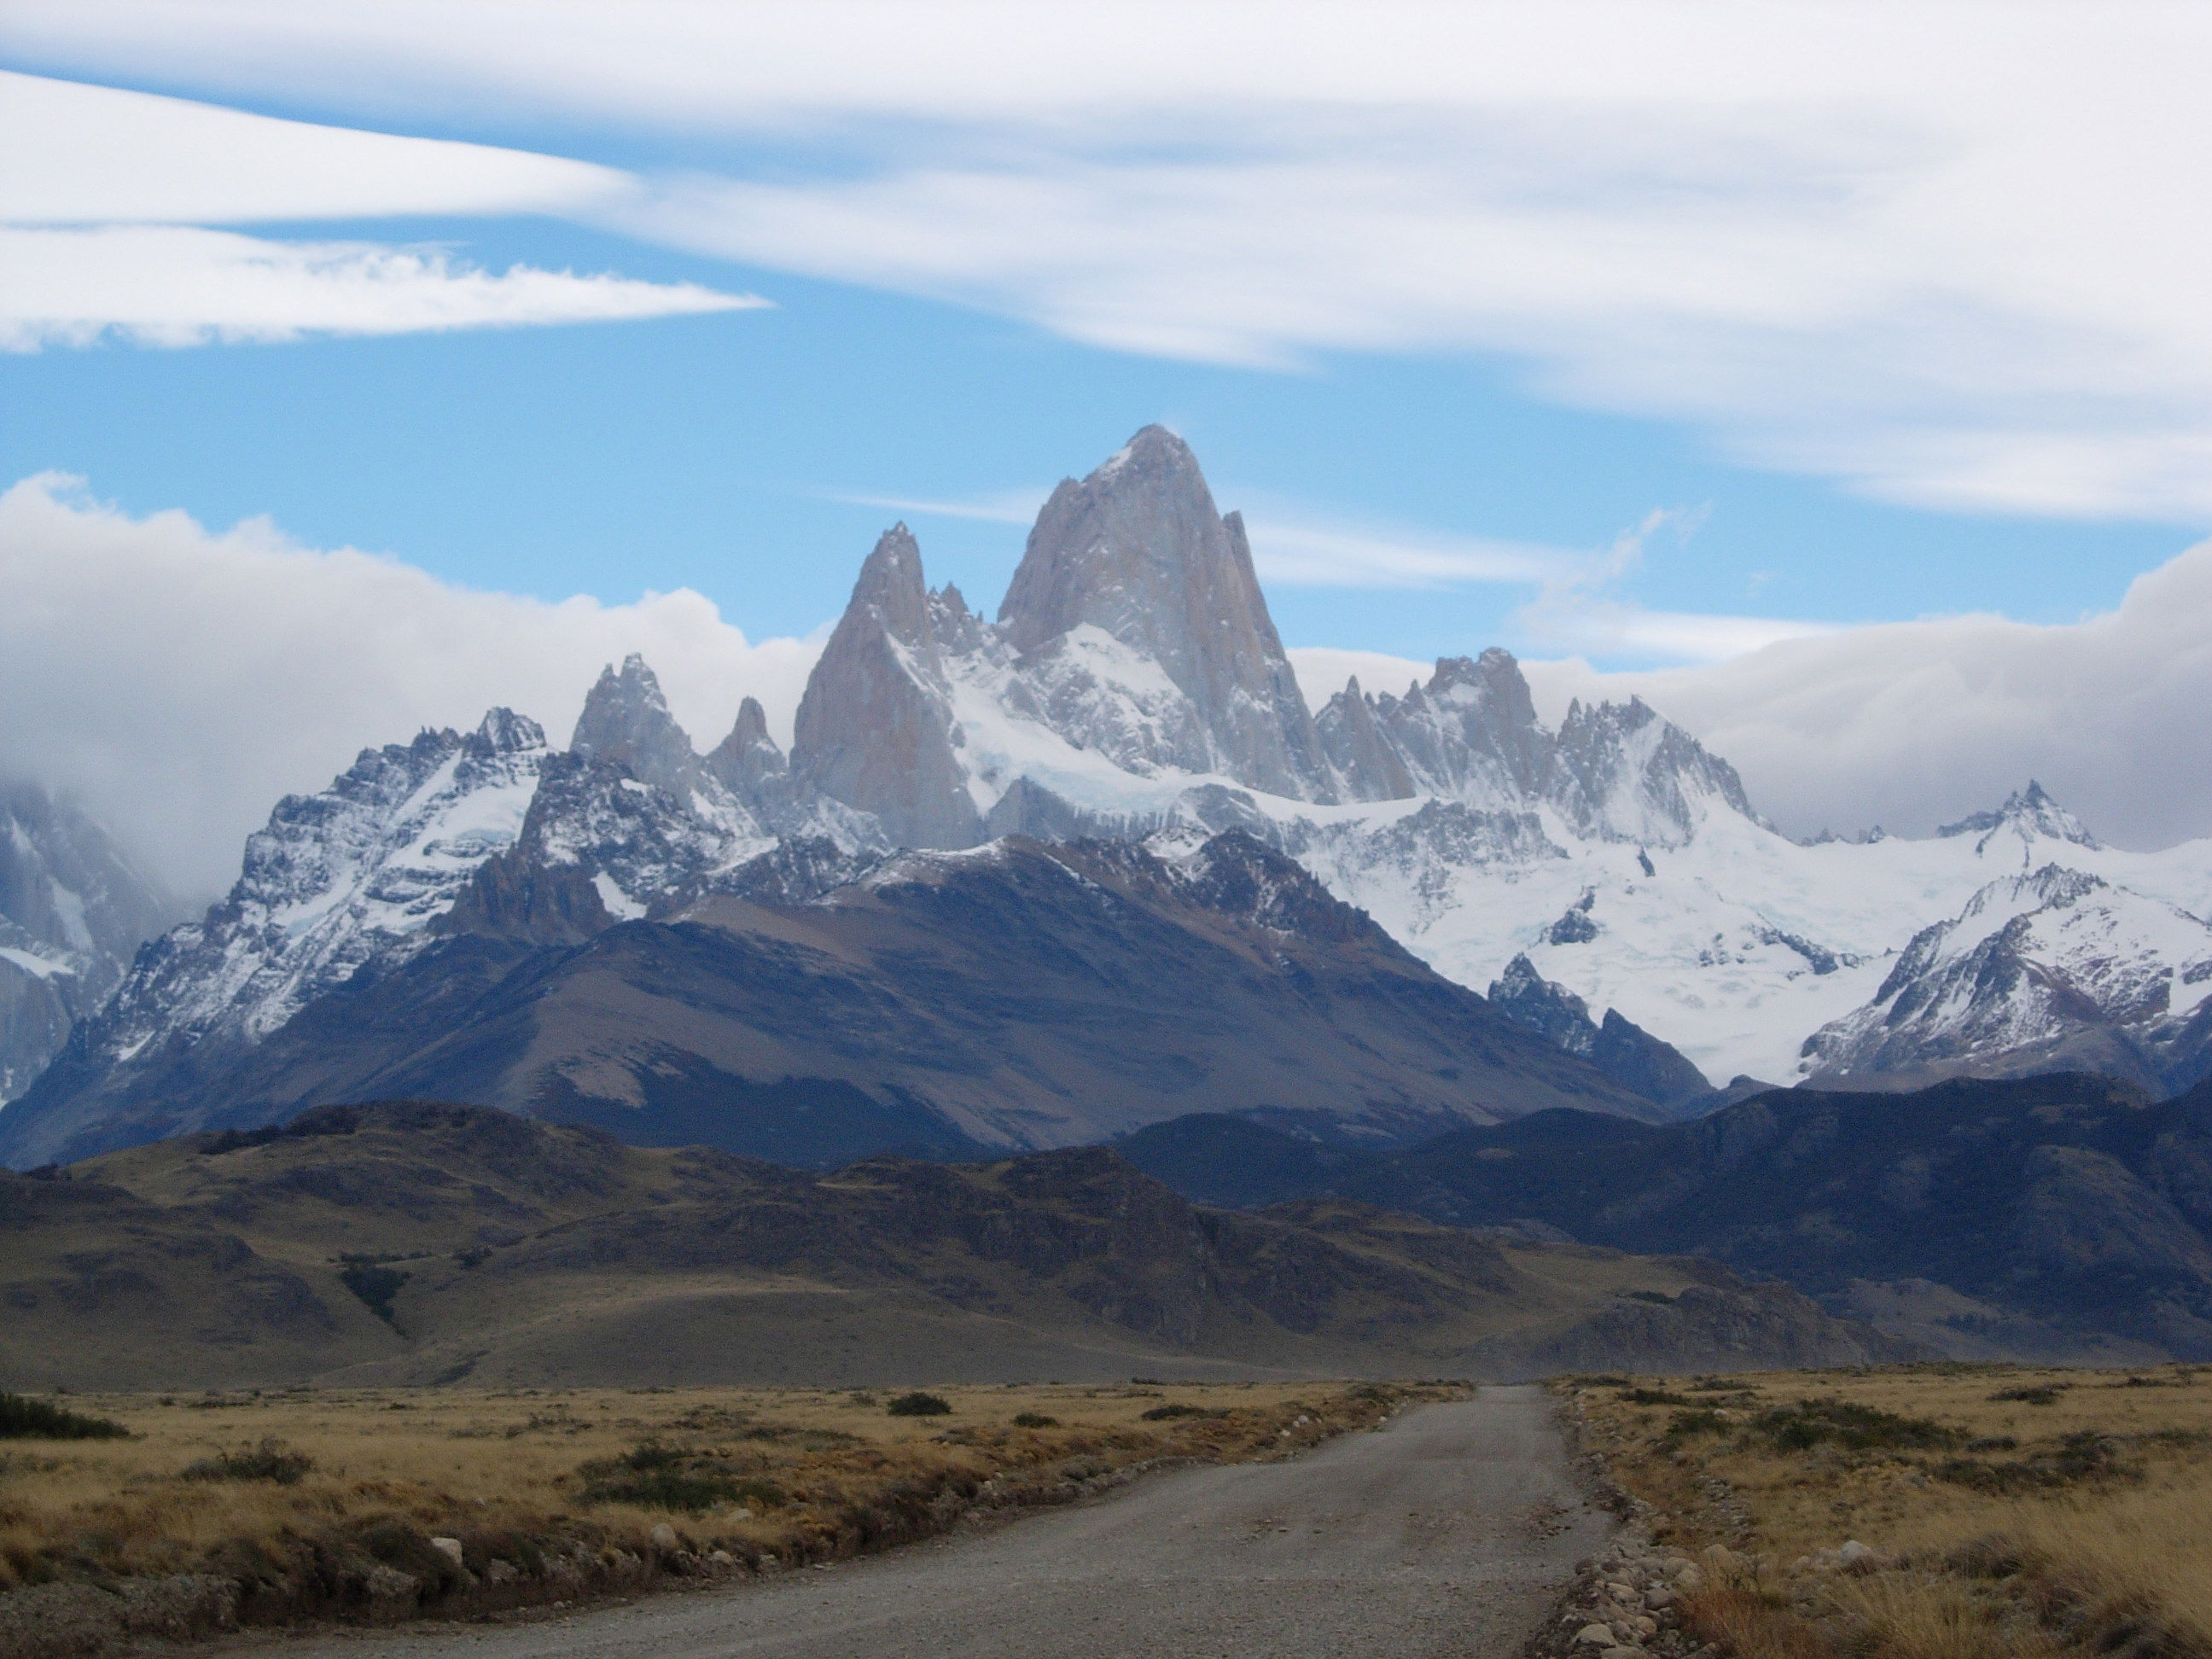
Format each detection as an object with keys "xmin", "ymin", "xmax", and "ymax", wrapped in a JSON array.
[
  {"xmin": 1, "ymin": 225, "xmax": 761, "ymax": 350},
  {"xmin": 1239, "ymin": 513, "xmax": 1564, "ymax": 590},
  {"xmin": 13, "ymin": 4, "xmax": 2212, "ymax": 515},
  {"xmin": 1518, "ymin": 538, "xmax": 2212, "ymax": 851},
  {"xmin": 0, "ymin": 475, "xmax": 823, "ymax": 897},
  {"xmin": 1295, "ymin": 533, "xmax": 2212, "ymax": 853},
  {"xmin": 0, "ymin": 71, "xmax": 758, "ymax": 348}
]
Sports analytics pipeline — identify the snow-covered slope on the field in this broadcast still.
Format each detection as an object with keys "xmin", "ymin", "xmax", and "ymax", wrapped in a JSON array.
[{"xmin": 0, "ymin": 784, "xmax": 176, "ymax": 1100}]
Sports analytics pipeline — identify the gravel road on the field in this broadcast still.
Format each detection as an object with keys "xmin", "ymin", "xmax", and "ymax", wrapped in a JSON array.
[{"xmin": 250, "ymin": 1385, "xmax": 1608, "ymax": 1659}]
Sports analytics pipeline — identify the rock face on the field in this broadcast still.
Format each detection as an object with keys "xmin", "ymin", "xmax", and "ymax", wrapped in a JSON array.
[
  {"xmin": 0, "ymin": 783, "xmax": 176, "ymax": 1101},
  {"xmin": 1486, "ymin": 954, "xmax": 1711, "ymax": 1114},
  {"xmin": 793, "ymin": 526, "xmax": 983, "ymax": 849},
  {"xmin": 999, "ymin": 426, "xmax": 1333, "ymax": 799}
]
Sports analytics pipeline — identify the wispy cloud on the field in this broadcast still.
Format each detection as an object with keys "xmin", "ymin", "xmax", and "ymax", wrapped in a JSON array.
[
  {"xmin": 825, "ymin": 488, "xmax": 1047, "ymax": 526},
  {"xmin": 1239, "ymin": 514, "xmax": 1567, "ymax": 589},
  {"xmin": 2, "ymin": 226, "xmax": 760, "ymax": 351},
  {"xmin": 0, "ymin": 70, "xmax": 758, "ymax": 349},
  {"xmin": 1511, "ymin": 509, "xmax": 1837, "ymax": 664}
]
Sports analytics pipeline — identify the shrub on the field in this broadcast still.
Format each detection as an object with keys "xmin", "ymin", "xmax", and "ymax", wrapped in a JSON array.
[
  {"xmin": 1989, "ymin": 1384, "xmax": 2066, "ymax": 1405},
  {"xmin": 1667, "ymin": 1409, "xmax": 1728, "ymax": 1439},
  {"xmin": 182, "ymin": 1438, "xmax": 313, "ymax": 1484},
  {"xmin": 0, "ymin": 1391, "xmax": 130, "ymax": 1441},
  {"xmin": 575, "ymin": 1441, "xmax": 787, "ymax": 1512},
  {"xmin": 1934, "ymin": 1431, "xmax": 2135, "ymax": 1493},
  {"xmin": 1753, "ymin": 1398, "xmax": 1958, "ymax": 1453},
  {"xmin": 1140, "ymin": 1403, "xmax": 1226, "ymax": 1421},
  {"xmin": 1011, "ymin": 1412, "xmax": 1059, "ymax": 1429},
  {"xmin": 886, "ymin": 1392, "xmax": 952, "ymax": 1417},
  {"xmin": 1621, "ymin": 1388, "xmax": 1693, "ymax": 1406},
  {"xmin": 338, "ymin": 1258, "xmax": 410, "ymax": 1324}
]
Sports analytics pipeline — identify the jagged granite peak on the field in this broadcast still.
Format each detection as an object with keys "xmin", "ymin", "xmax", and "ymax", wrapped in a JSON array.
[
  {"xmin": 1316, "ymin": 676, "xmax": 1417, "ymax": 801},
  {"xmin": 792, "ymin": 524, "xmax": 982, "ymax": 850},
  {"xmin": 1549, "ymin": 695, "xmax": 1760, "ymax": 847},
  {"xmin": 705, "ymin": 696, "xmax": 787, "ymax": 796},
  {"xmin": 1486, "ymin": 952, "xmax": 1713, "ymax": 1110},
  {"xmin": 0, "ymin": 783, "xmax": 178, "ymax": 1102},
  {"xmin": 998, "ymin": 426, "xmax": 1332, "ymax": 800},
  {"xmin": 1365, "ymin": 649, "xmax": 1551, "ymax": 805},
  {"xmin": 1939, "ymin": 780, "xmax": 2101, "ymax": 858},
  {"xmin": 569, "ymin": 653, "xmax": 704, "ymax": 796},
  {"xmin": 0, "ymin": 713, "xmax": 552, "ymax": 1167}
]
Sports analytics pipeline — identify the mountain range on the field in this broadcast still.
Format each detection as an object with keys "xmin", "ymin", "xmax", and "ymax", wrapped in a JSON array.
[
  {"xmin": 7, "ymin": 425, "xmax": 2212, "ymax": 1173},
  {"xmin": 1116, "ymin": 1071, "xmax": 2212, "ymax": 1363}
]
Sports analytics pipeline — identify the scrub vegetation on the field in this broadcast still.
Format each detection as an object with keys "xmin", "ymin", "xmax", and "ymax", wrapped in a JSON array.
[
  {"xmin": 1561, "ymin": 1363, "xmax": 2212, "ymax": 1658},
  {"xmin": 0, "ymin": 1378, "xmax": 1441, "ymax": 1647}
]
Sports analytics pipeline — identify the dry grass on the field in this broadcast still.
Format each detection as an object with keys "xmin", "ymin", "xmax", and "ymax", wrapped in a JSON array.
[
  {"xmin": 0, "ymin": 1377, "xmax": 1442, "ymax": 1632},
  {"xmin": 1562, "ymin": 1363, "xmax": 2212, "ymax": 1659}
]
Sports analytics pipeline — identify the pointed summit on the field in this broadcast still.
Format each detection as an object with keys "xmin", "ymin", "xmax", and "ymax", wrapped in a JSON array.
[
  {"xmin": 998, "ymin": 426, "xmax": 1330, "ymax": 799},
  {"xmin": 1938, "ymin": 780, "xmax": 2099, "ymax": 853},
  {"xmin": 705, "ymin": 696, "xmax": 787, "ymax": 796},
  {"xmin": 792, "ymin": 526, "xmax": 982, "ymax": 848},
  {"xmin": 569, "ymin": 655, "xmax": 702, "ymax": 795}
]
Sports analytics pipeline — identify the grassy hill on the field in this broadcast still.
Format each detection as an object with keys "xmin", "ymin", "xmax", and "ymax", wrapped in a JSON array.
[{"xmin": 0, "ymin": 1101, "xmax": 1910, "ymax": 1390}]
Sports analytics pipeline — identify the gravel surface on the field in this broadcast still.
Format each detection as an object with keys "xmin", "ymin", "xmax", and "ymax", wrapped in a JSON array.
[{"xmin": 239, "ymin": 1387, "xmax": 1609, "ymax": 1659}]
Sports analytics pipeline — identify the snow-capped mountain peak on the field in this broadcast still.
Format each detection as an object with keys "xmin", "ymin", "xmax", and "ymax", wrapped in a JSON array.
[{"xmin": 1938, "ymin": 780, "xmax": 2101, "ymax": 859}]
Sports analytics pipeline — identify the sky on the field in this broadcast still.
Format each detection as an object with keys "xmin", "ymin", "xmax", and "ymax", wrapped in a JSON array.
[{"xmin": 4, "ymin": 3, "xmax": 2212, "ymax": 895}]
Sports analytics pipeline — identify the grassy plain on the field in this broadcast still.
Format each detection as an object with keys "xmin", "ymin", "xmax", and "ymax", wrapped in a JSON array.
[
  {"xmin": 0, "ymin": 1378, "xmax": 1434, "ymax": 1630},
  {"xmin": 1566, "ymin": 1362, "xmax": 2212, "ymax": 1657}
]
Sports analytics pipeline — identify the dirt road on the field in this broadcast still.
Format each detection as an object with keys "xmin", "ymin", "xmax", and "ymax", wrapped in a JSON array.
[{"xmin": 251, "ymin": 1385, "xmax": 1606, "ymax": 1659}]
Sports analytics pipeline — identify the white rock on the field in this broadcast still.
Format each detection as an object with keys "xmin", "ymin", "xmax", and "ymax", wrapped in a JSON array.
[
  {"xmin": 1575, "ymin": 1624, "xmax": 1616, "ymax": 1646},
  {"xmin": 428, "ymin": 1537, "xmax": 464, "ymax": 1569},
  {"xmin": 649, "ymin": 1523, "xmax": 681, "ymax": 1552}
]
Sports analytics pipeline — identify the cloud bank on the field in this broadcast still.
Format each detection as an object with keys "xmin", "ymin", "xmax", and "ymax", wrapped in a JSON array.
[
  {"xmin": 0, "ymin": 476, "xmax": 822, "ymax": 897},
  {"xmin": 1297, "ymin": 533, "xmax": 2212, "ymax": 853}
]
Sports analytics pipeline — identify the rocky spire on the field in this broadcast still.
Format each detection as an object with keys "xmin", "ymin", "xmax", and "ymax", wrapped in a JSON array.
[
  {"xmin": 1316, "ymin": 677, "xmax": 1416, "ymax": 801},
  {"xmin": 569, "ymin": 654, "xmax": 704, "ymax": 795},
  {"xmin": 998, "ymin": 426, "xmax": 1332, "ymax": 800},
  {"xmin": 791, "ymin": 526, "xmax": 983, "ymax": 849},
  {"xmin": 705, "ymin": 696, "xmax": 787, "ymax": 798},
  {"xmin": 1938, "ymin": 780, "xmax": 2100, "ymax": 853}
]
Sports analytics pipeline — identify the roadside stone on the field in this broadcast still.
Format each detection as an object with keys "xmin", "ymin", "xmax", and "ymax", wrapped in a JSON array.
[
  {"xmin": 364, "ymin": 1564, "xmax": 418, "ymax": 1603},
  {"xmin": 428, "ymin": 1536, "xmax": 465, "ymax": 1569},
  {"xmin": 1576, "ymin": 1622, "xmax": 1617, "ymax": 1645},
  {"xmin": 649, "ymin": 1522, "xmax": 681, "ymax": 1553},
  {"xmin": 484, "ymin": 1558, "xmax": 520, "ymax": 1585}
]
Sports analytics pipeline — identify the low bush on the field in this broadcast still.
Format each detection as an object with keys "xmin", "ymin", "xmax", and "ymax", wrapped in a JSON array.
[
  {"xmin": 1621, "ymin": 1387, "xmax": 1693, "ymax": 1406},
  {"xmin": 1139, "ymin": 1403, "xmax": 1227, "ymax": 1422},
  {"xmin": 1667, "ymin": 1409, "xmax": 1729, "ymax": 1439},
  {"xmin": 1988, "ymin": 1383, "xmax": 2066, "ymax": 1406},
  {"xmin": 1753, "ymin": 1398, "xmax": 1957, "ymax": 1453},
  {"xmin": 574, "ymin": 1441, "xmax": 787, "ymax": 1513},
  {"xmin": 885, "ymin": 1392, "xmax": 952, "ymax": 1417},
  {"xmin": 1010, "ymin": 1412, "xmax": 1059, "ymax": 1429},
  {"xmin": 1933, "ymin": 1431, "xmax": 2135, "ymax": 1493},
  {"xmin": 181, "ymin": 1439, "xmax": 313, "ymax": 1485},
  {"xmin": 0, "ymin": 1391, "xmax": 129, "ymax": 1441}
]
